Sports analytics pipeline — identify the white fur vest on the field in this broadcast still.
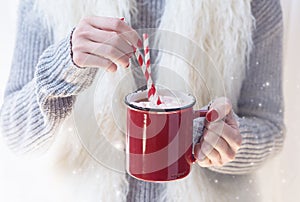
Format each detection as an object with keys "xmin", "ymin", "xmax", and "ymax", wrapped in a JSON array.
[{"xmin": 34, "ymin": 0, "xmax": 258, "ymax": 201}]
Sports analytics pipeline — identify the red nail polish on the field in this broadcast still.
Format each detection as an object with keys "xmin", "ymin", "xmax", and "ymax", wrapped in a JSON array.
[
  {"xmin": 120, "ymin": 17, "xmax": 125, "ymax": 21},
  {"xmin": 137, "ymin": 39, "xmax": 143, "ymax": 48},
  {"xmin": 126, "ymin": 63, "xmax": 130, "ymax": 68},
  {"xmin": 206, "ymin": 109, "xmax": 219, "ymax": 122}
]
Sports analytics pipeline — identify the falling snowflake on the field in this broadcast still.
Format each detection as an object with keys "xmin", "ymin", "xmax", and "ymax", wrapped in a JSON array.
[
  {"xmin": 258, "ymin": 103, "xmax": 262, "ymax": 107},
  {"xmin": 114, "ymin": 142, "xmax": 124, "ymax": 150},
  {"xmin": 235, "ymin": 196, "xmax": 240, "ymax": 200},
  {"xmin": 262, "ymin": 82, "xmax": 270, "ymax": 88},
  {"xmin": 214, "ymin": 179, "xmax": 218, "ymax": 184}
]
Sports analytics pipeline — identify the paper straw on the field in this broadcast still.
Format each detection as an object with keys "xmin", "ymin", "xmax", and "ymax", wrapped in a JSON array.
[
  {"xmin": 143, "ymin": 33, "xmax": 162, "ymax": 105},
  {"xmin": 134, "ymin": 48, "xmax": 144, "ymax": 68},
  {"xmin": 134, "ymin": 47, "xmax": 149, "ymax": 82}
]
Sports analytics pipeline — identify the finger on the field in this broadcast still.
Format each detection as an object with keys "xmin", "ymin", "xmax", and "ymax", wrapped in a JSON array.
[
  {"xmin": 206, "ymin": 121, "xmax": 242, "ymax": 152},
  {"xmin": 224, "ymin": 110, "xmax": 239, "ymax": 129},
  {"xmin": 195, "ymin": 134, "xmax": 222, "ymax": 166},
  {"xmin": 197, "ymin": 157, "xmax": 212, "ymax": 167},
  {"xmin": 206, "ymin": 97, "xmax": 232, "ymax": 122},
  {"xmin": 201, "ymin": 140, "xmax": 223, "ymax": 166},
  {"xmin": 72, "ymin": 52, "xmax": 117, "ymax": 71},
  {"xmin": 85, "ymin": 16, "xmax": 142, "ymax": 48},
  {"xmin": 194, "ymin": 143, "xmax": 212, "ymax": 167},
  {"xmin": 194, "ymin": 141, "xmax": 206, "ymax": 161},
  {"xmin": 83, "ymin": 27, "xmax": 135, "ymax": 57},
  {"xmin": 75, "ymin": 39, "xmax": 130, "ymax": 68},
  {"xmin": 206, "ymin": 149, "xmax": 223, "ymax": 167},
  {"xmin": 203, "ymin": 130, "xmax": 235, "ymax": 163}
]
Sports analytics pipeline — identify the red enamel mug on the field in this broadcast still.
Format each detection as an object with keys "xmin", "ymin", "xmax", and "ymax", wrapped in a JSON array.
[{"xmin": 125, "ymin": 89, "xmax": 207, "ymax": 182}]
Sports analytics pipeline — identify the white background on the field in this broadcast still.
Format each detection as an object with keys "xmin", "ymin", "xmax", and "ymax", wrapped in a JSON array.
[{"xmin": 0, "ymin": 0, "xmax": 299, "ymax": 201}]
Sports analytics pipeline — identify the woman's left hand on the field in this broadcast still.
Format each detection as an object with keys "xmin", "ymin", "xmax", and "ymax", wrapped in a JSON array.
[{"xmin": 194, "ymin": 97, "xmax": 242, "ymax": 167}]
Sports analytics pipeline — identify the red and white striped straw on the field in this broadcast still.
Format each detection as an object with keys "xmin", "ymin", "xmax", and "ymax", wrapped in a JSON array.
[
  {"xmin": 142, "ymin": 33, "xmax": 161, "ymax": 105},
  {"xmin": 143, "ymin": 34, "xmax": 151, "ymax": 87},
  {"xmin": 134, "ymin": 47, "xmax": 148, "ymax": 83},
  {"xmin": 134, "ymin": 48, "xmax": 144, "ymax": 68}
]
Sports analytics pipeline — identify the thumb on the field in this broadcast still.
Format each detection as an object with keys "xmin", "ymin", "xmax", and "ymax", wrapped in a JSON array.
[{"xmin": 206, "ymin": 97, "xmax": 232, "ymax": 122}]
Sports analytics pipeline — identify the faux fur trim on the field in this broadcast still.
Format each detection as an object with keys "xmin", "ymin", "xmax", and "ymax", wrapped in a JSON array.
[{"xmin": 34, "ymin": 0, "xmax": 254, "ymax": 201}]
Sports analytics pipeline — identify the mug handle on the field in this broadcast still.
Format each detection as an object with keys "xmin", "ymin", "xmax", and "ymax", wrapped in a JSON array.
[
  {"xmin": 193, "ymin": 109, "xmax": 208, "ymax": 119},
  {"xmin": 190, "ymin": 109, "xmax": 208, "ymax": 163}
]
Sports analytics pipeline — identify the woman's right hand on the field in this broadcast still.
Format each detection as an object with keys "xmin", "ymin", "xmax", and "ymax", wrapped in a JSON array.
[{"xmin": 72, "ymin": 16, "xmax": 142, "ymax": 72}]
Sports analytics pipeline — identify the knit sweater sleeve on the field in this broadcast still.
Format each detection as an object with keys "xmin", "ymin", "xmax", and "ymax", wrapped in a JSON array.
[
  {"xmin": 204, "ymin": 0, "xmax": 285, "ymax": 174},
  {"xmin": 0, "ymin": 0, "xmax": 97, "ymax": 154}
]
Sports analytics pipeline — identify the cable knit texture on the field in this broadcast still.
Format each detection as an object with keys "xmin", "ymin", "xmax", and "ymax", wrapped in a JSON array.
[{"xmin": 0, "ymin": 0, "xmax": 285, "ymax": 201}]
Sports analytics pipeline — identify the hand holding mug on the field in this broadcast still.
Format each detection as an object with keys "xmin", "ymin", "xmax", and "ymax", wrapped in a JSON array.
[
  {"xmin": 72, "ymin": 16, "xmax": 142, "ymax": 71},
  {"xmin": 194, "ymin": 97, "xmax": 242, "ymax": 167}
]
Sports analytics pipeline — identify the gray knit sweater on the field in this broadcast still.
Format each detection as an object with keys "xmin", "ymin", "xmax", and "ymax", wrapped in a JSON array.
[{"xmin": 0, "ymin": 0, "xmax": 285, "ymax": 201}]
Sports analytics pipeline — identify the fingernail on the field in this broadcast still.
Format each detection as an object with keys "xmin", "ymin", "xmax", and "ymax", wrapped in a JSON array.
[
  {"xmin": 120, "ymin": 17, "xmax": 125, "ymax": 21},
  {"xmin": 206, "ymin": 109, "xmax": 219, "ymax": 122},
  {"xmin": 126, "ymin": 63, "xmax": 130, "ymax": 68},
  {"xmin": 137, "ymin": 39, "xmax": 143, "ymax": 48}
]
